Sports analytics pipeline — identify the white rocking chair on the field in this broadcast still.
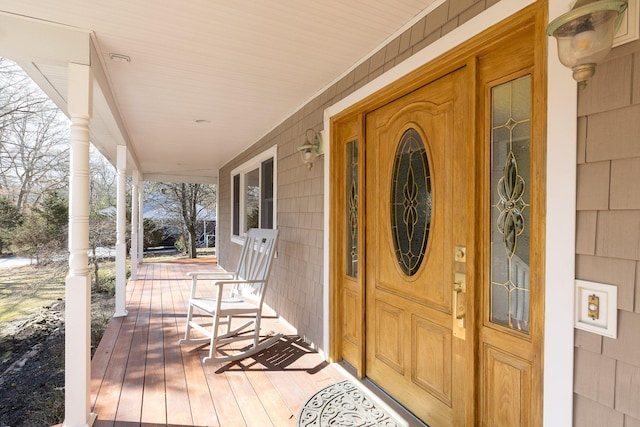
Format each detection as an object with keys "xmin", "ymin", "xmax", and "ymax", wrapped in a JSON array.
[{"xmin": 179, "ymin": 228, "xmax": 281, "ymax": 363}]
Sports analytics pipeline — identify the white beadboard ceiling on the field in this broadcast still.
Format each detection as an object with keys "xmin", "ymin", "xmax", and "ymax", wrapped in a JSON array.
[{"xmin": 0, "ymin": 1, "xmax": 436, "ymax": 183}]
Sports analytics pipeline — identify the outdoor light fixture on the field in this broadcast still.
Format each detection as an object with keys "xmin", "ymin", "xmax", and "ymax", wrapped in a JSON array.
[
  {"xmin": 297, "ymin": 129, "xmax": 323, "ymax": 170},
  {"xmin": 547, "ymin": 0, "xmax": 628, "ymax": 89}
]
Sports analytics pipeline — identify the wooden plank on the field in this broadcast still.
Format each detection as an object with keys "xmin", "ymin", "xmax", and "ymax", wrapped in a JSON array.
[
  {"xmin": 91, "ymin": 315, "xmax": 124, "ymax": 408},
  {"xmin": 226, "ymin": 369, "xmax": 274, "ymax": 427},
  {"xmin": 92, "ymin": 271, "xmax": 146, "ymax": 423},
  {"xmin": 170, "ymin": 266, "xmax": 221, "ymax": 427},
  {"xmin": 224, "ymin": 370, "xmax": 273, "ymax": 427},
  {"xmin": 173, "ymin": 265, "xmax": 246, "ymax": 426},
  {"xmin": 140, "ymin": 278, "xmax": 167, "ymax": 424},
  {"xmin": 203, "ymin": 362, "xmax": 247, "ymax": 427},
  {"xmin": 113, "ymin": 271, "xmax": 152, "ymax": 423},
  {"xmin": 261, "ymin": 336, "xmax": 342, "ymax": 419},
  {"xmin": 161, "ymin": 265, "xmax": 194, "ymax": 426},
  {"xmin": 245, "ymin": 370, "xmax": 296, "ymax": 427}
]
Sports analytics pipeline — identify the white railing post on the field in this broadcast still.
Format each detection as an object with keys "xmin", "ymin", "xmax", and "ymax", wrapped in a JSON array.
[
  {"xmin": 138, "ymin": 180, "xmax": 144, "ymax": 263},
  {"xmin": 130, "ymin": 170, "xmax": 139, "ymax": 280},
  {"xmin": 114, "ymin": 145, "xmax": 128, "ymax": 317},
  {"xmin": 64, "ymin": 62, "xmax": 94, "ymax": 427}
]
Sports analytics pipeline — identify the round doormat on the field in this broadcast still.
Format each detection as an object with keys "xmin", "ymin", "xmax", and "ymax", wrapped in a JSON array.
[{"xmin": 297, "ymin": 380, "xmax": 402, "ymax": 427}]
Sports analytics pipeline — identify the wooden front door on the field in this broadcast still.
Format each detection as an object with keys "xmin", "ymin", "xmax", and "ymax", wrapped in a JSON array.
[
  {"xmin": 330, "ymin": 5, "xmax": 545, "ymax": 426},
  {"xmin": 364, "ymin": 67, "xmax": 474, "ymax": 427}
]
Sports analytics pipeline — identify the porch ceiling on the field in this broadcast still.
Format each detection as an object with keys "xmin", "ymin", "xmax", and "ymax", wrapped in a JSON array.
[{"xmin": 0, "ymin": 0, "xmax": 435, "ymax": 183}]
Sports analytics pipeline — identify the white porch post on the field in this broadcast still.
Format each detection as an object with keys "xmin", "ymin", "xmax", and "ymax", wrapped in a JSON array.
[
  {"xmin": 138, "ymin": 181, "xmax": 144, "ymax": 263},
  {"xmin": 114, "ymin": 145, "xmax": 128, "ymax": 317},
  {"xmin": 130, "ymin": 171, "xmax": 139, "ymax": 280},
  {"xmin": 544, "ymin": 1, "xmax": 576, "ymax": 424},
  {"xmin": 64, "ymin": 63, "xmax": 94, "ymax": 427}
]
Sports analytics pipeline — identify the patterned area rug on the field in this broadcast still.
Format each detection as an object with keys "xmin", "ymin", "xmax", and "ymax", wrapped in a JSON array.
[{"xmin": 297, "ymin": 380, "xmax": 402, "ymax": 427}]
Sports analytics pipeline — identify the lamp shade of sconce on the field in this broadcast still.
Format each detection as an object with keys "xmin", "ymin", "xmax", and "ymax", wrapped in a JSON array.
[
  {"xmin": 547, "ymin": 0, "xmax": 628, "ymax": 89},
  {"xmin": 297, "ymin": 129, "xmax": 323, "ymax": 170}
]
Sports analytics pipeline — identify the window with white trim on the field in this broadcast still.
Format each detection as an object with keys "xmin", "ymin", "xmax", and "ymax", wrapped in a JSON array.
[{"xmin": 231, "ymin": 146, "xmax": 277, "ymax": 243}]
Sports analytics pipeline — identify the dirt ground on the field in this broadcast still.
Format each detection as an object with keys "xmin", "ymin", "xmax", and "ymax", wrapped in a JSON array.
[{"xmin": 0, "ymin": 292, "xmax": 113, "ymax": 427}]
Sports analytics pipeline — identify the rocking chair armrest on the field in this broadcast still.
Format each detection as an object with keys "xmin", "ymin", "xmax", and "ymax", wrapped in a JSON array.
[
  {"xmin": 209, "ymin": 279, "xmax": 268, "ymax": 308},
  {"xmin": 208, "ymin": 279, "xmax": 267, "ymax": 287},
  {"xmin": 187, "ymin": 271, "xmax": 237, "ymax": 279},
  {"xmin": 190, "ymin": 278, "xmax": 268, "ymax": 309},
  {"xmin": 187, "ymin": 271, "xmax": 237, "ymax": 299}
]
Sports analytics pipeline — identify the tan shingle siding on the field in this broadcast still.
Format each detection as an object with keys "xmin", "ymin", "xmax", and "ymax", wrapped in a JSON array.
[
  {"xmin": 578, "ymin": 55, "xmax": 633, "ymax": 116},
  {"xmin": 601, "ymin": 310, "xmax": 640, "ymax": 367},
  {"xmin": 610, "ymin": 158, "xmax": 640, "ymax": 209},
  {"xmin": 577, "ymin": 161, "xmax": 611, "ymax": 211},
  {"xmin": 574, "ymin": 348, "xmax": 616, "ymax": 408},
  {"xmin": 626, "ymin": 415, "xmax": 640, "ymax": 427},
  {"xmin": 595, "ymin": 210, "xmax": 640, "ymax": 260},
  {"xmin": 576, "ymin": 211, "xmax": 597, "ymax": 255},
  {"xmin": 577, "ymin": 116, "xmax": 587, "ymax": 164},
  {"xmin": 574, "ymin": 394, "xmax": 624, "ymax": 427},
  {"xmin": 575, "ymin": 329, "xmax": 603, "ymax": 354},
  {"xmin": 575, "ymin": 39, "xmax": 640, "ymax": 424},
  {"xmin": 615, "ymin": 362, "xmax": 640, "ymax": 419},
  {"xmin": 575, "ymin": 254, "xmax": 636, "ymax": 312},
  {"xmin": 587, "ymin": 104, "xmax": 640, "ymax": 162}
]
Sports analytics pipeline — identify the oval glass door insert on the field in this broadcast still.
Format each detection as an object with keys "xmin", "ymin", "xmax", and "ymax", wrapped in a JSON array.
[{"xmin": 390, "ymin": 128, "xmax": 432, "ymax": 276}]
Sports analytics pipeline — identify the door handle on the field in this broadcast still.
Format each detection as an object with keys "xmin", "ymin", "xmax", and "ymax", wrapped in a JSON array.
[
  {"xmin": 453, "ymin": 273, "xmax": 466, "ymax": 320},
  {"xmin": 453, "ymin": 246, "xmax": 466, "ymax": 339}
]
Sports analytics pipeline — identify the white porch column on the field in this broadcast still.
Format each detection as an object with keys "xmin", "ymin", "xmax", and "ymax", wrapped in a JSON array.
[
  {"xmin": 130, "ymin": 171, "xmax": 139, "ymax": 280},
  {"xmin": 64, "ymin": 63, "xmax": 94, "ymax": 427},
  {"xmin": 114, "ymin": 145, "xmax": 128, "ymax": 317},
  {"xmin": 138, "ymin": 181, "xmax": 144, "ymax": 263}
]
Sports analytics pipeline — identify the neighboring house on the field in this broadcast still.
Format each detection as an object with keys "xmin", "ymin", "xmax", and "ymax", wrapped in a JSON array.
[
  {"xmin": 0, "ymin": 1, "xmax": 638, "ymax": 426},
  {"xmin": 101, "ymin": 192, "xmax": 217, "ymax": 247},
  {"xmin": 143, "ymin": 192, "xmax": 217, "ymax": 247}
]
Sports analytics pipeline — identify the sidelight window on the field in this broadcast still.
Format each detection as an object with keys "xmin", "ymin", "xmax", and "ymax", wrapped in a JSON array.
[{"xmin": 490, "ymin": 75, "xmax": 532, "ymax": 333}]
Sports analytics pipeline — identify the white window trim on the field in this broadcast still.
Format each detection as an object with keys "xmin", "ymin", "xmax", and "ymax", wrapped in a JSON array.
[{"xmin": 230, "ymin": 145, "xmax": 277, "ymax": 245}]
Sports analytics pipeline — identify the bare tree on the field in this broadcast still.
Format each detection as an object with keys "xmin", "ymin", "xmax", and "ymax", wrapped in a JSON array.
[
  {"xmin": 89, "ymin": 212, "xmax": 116, "ymax": 293},
  {"xmin": 89, "ymin": 146, "xmax": 117, "ymax": 211},
  {"xmin": 1, "ymin": 108, "xmax": 69, "ymax": 210},
  {"xmin": 0, "ymin": 57, "xmax": 69, "ymax": 210},
  {"xmin": 87, "ymin": 147, "xmax": 119, "ymax": 291},
  {"xmin": 0, "ymin": 58, "xmax": 50, "ymax": 143},
  {"xmin": 146, "ymin": 182, "xmax": 216, "ymax": 259}
]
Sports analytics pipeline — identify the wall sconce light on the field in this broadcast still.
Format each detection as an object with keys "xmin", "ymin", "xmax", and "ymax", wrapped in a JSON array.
[
  {"xmin": 547, "ymin": 0, "xmax": 627, "ymax": 89},
  {"xmin": 297, "ymin": 129, "xmax": 323, "ymax": 170}
]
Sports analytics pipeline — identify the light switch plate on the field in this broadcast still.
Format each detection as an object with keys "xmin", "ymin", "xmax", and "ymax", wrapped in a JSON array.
[{"xmin": 574, "ymin": 280, "xmax": 617, "ymax": 338}]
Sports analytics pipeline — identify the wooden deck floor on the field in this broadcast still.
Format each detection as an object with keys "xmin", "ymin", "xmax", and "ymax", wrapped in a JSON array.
[{"xmin": 90, "ymin": 259, "xmax": 348, "ymax": 427}]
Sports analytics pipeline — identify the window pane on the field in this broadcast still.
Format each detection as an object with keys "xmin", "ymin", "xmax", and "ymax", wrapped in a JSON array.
[
  {"xmin": 390, "ymin": 128, "xmax": 432, "ymax": 276},
  {"xmin": 233, "ymin": 174, "xmax": 240, "ymax": 236},
  {"xmin": 490, "ymin": 74, "xmax": 531, "ymax": 333},
  {"xmin": 245, "ymin": 168, "xmax": 260, "ymax": 232},
  {"xmin": 261, "ymin": 158, "xmax": 274, "ymax": 229},
  {"xmin": 346, "ymin": 140, "xmax": 358, "ymax": 278}
]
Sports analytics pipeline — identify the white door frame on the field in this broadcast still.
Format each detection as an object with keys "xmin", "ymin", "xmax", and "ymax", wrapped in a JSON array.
[{"xmin": 321, "ymin": 1, "xmax": 576, "ymax": 425}]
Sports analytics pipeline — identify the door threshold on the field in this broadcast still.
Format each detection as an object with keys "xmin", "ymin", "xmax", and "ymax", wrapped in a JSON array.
[{"xmin": 336, "ymin": 361, "xmax": 431, "ymax": 427}]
